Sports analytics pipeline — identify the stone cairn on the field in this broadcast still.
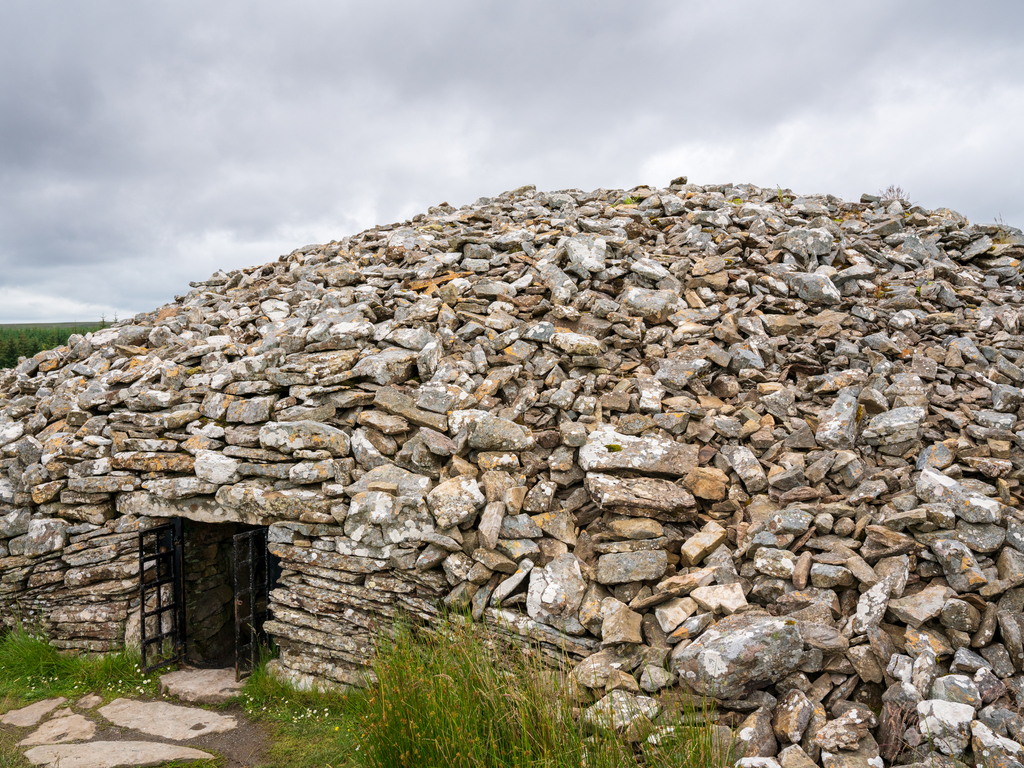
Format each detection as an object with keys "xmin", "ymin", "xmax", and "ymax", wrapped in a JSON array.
[{"xmin": 3, "ymin": 178, "xmax": 1024, "ymax": 767}]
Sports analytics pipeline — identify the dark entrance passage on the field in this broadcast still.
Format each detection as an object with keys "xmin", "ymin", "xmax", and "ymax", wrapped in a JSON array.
[
  {"xmin": 182, "ymin": 521, "xmax": 239, "ymax": 668},
  {"xmin": 138, "ymin": 519, "xmax": 277, "ymax": 676}
]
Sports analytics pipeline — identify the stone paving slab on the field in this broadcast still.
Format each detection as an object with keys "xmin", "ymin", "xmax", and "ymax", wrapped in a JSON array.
[
  {"xmin": 18, "ymin": 713, "xmax": 96, "ymax": 746},
  {"xmin": 0, "ymin": 698, "xmax": 67, "ymax": 727},
  {"xmin": 23, "ymin": 740, "xmax": 214, "ymax": 768},
  {"xmin": 98, "ymin": 698, "xmax": 237, "ymax": 741},
  {"xmin": 160, "ymin": 668, "xmax": 244, "ymax": 704},
  {"xmin": 76, "ymin": 693, "xmax": 103, "ymax": 709}
]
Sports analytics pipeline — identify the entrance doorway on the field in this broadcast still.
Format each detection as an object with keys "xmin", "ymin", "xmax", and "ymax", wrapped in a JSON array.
[{"xmin": 138, "ymin": 520, "xmax": 276, "ymax": 679}]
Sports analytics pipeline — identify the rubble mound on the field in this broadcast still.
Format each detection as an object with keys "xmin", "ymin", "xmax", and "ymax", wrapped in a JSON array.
[{"xmin": 4, "ymin": 178, "xmax": 1024, "ymax": 766}]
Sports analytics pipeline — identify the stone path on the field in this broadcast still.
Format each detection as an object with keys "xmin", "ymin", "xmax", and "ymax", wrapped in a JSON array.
[{"xmin": 0, "ymin": 669, "xmax": 248, "ymax": 767}]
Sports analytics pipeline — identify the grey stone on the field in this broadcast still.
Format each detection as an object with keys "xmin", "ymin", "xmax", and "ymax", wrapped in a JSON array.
[
  {"xmin": 888, "ymin": 583, "xmax": 954, "ymax": 627},
  {"xmin": 596, "ymin": 550, "xmax": 668, "ymax": 585},
  {"xmin": 722, "ymin": 444, "xmax": 769, "ymax": 492},
  {"xmin": 23, "ymin": 742, "xmax": 215, "ymax": 768},
  {"xmin": 932, "ymin": 538, "xmax": 988, "ymax": 592},
  {"xmin": 853, "ymin": 578, "xmax": 891, "ymax": 634},
  {"xmin": 0, "ymin": 508, "xmax": 32, "ymax": 538},
  {"xmin": 583, "ymin": 690, "xmax": 660, "ymax": 731},
  {"xmin": 579, "ymin": 426, "xmax": 698, "ymax": 476},
  {"xmin": 426, "ymin": 476, "xmax": 485, "ymax": 528},
  {"xmin": 621, "ymin": 286, "xmax": 678, "ymax": 323},
  {"xmin": 862, "ymin": 406, "xmax": 926, "ymax": 446},
  {"xmin": 600, "ymin": 597, "xmax": 643, "ymax": 644},
  {"xmin": 775, "ymin": 228, "xmax": 835, "ymax": 260},
  {"xmin": 654, "ymin": 596, "xmax": 698, "ymax": 633},
  {"xmin": 467, "ymin": 413, "xmax": 534, "ymax": 451},
  {"xmin": 21, "ymin": 519, "xmax": 68, "ymax": 557},
  {"xmin": 917, "ymin": 699, "xmax": 974, "ymax": 755},
  {"xmin": 584, "ymin": 473, "xmax": 696, "ymax": 520},
  {"xmin": 815, "ymin": 391, "xmax": 859, "ymax": 450},
  {"xmin": 690, "ymin": 583, "xmax": 747, "ymax": 614},
  {"xmin": 755, "ymin": 547, "xmax": 798, "ymax": 579},
  {"xmin": 349, "ymin": 347, "xmax": 419, "ymax": 385},
  {"xmin": 159, "ymin": 668, "xmax": 245, "ymax": 705},
  {"xmin": 97, "ymin": 698, "xmax": 236, "ymax": 740},
  {"xmin": 673, "ymin": 612, "xmax": 805, "ymax": 699},
  {"xmin": 194, "ymin": 450, "xmax": 242, "ymax": 485},
  {"xmin": 142, "ymin": 476, "xmax": 219, "ymax": 500},
  {"xmin": 19, "ymin": 714, "xmax": 96, "ymax": 746},
  {"xmin": 931, "ymin": 674, "xmax": 982, "ymax": 709},
  {"xmin": 785, "ymin": 273, "xmax": 841, "ymax": 305},
  {"xmin": 259, "ymin": 420, "xmax": 350, "ymax": 456},
  {"xmin": 812, "ymin": 709, "xmax": 871, "ymax": 751},
  {"xmin": 527, "ymin": 554, "xmax": 587, "ymax": 623},
  {"xmin": 1, "ymin": 698, "xmax": 67, "ymax": 727}
]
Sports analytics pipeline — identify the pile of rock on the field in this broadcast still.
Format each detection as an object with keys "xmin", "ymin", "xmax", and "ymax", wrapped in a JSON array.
[{"xmin": 3, "ymin": 178, "xmax": 1024, "ymax": 767}]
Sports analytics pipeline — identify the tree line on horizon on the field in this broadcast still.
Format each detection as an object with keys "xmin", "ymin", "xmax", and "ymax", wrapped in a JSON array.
[{"xmin": 0, "ymin": 325, "xmax": 106, "ymax": 370}]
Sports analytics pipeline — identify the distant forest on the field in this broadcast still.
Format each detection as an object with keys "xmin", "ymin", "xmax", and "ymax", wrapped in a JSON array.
[{"xmin": 0, "ymin": 325, "xmax": 106, "ymax": 370}]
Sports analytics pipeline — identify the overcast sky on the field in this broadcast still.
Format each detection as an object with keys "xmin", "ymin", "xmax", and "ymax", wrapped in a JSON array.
[{"xmin": 1, "ymin": 1, "xmax": 1022, "ymax": 323}]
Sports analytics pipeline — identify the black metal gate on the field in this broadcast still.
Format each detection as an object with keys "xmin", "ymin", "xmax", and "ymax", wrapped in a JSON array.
[
  {"xmin": 233, "ymin": 527, "xmax": 270, "ymax": 681},
  {"xmin": 138, "ymin": 520, "xmax": 186, "ymax": 673}
]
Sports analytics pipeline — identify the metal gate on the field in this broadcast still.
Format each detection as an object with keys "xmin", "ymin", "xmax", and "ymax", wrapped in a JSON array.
[
  {"xmin": 138, "ymin": 520, "xmax": 186, "ymax": 673},
  {"xmin": 233, "ymin": 527, "xmax": 270, "ymax": 681}
]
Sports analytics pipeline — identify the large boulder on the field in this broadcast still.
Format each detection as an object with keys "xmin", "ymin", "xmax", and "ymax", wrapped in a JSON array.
[{"xmin": 673, "ymin": 613, "xmax": 805, "ymax": 699}]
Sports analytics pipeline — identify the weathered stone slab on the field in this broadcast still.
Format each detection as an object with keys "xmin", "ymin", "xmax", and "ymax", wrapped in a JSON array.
[
  {"xmin": 159, "ymin": 668, "xmax": 244, "ymax": 704},
  {"xmin": 110, "ymin": 452, "xmax": 195, "ymax": 473},
  {"xmin": 269, "ymin": 543, "xmax": 389, "ymax": 574},
  {"xmin": 584, "ymin": 473, "xmax": 697, "ymax": 520},
  {"xmin": 259, "ymin": 420, "xmax": 350, "ymax": 456},
  {"xmin": 1, "ymin": 698, "xmax": 67, "ymax": 727},
  {"xmin": 98, "ymin": 698, "xmax": 236, "ymax": 741},
  {"xmin": 116, "ymin": 491, "xmax": 244, "ymax": 524},
  {"xmin": 18, "ymin": 713, "xmax": 95, "ymax": 746},
  {"xmin": 673, "ymin": 612, "xmax": 805, "ymax": 699},
  {"xmin": 595, "ymin": 550, "xmax": 668, "ymax": 585},
  {"xmin": 24, "ymin": 741, "xmax": 214, "ymax": 768},
  {"xmin": 578, "ymin": 426, "xmax": 698, "ymax": 477}
]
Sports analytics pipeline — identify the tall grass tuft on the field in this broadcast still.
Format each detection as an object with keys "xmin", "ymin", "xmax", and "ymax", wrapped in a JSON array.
[
  {"xmin": 345, "ymin": 616, "xmax": 732, "ymax": 768},
  {"xmin": 347, "ymin": 618, "xmax": 615, "ymax": 767}
]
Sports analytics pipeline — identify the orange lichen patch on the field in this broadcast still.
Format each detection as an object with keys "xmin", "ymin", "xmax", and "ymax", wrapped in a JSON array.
[{"xmin": 111, "ymin": 452, "xmax": 196, "ymax": 473}]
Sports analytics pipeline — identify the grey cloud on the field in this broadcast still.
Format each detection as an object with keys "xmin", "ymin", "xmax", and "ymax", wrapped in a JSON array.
[{"xmin": 1, "ymin": 1, "xmax": 1022, "ymax": 321}]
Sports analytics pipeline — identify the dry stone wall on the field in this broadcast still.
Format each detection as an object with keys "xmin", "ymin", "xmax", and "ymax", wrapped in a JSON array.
[{"xmin": 4, "ymin": 179, "xmax": 1024, "ymax": 766}]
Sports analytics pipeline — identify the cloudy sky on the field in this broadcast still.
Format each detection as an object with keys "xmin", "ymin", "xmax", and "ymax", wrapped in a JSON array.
[{"xmin": 1, "ymin": 1, "xmax": 1022, "ymax": 323}]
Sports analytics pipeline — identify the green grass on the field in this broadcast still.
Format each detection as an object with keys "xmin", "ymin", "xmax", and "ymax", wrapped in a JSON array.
[
  {"xmin": 348, "ymin": 620, "xmax": 634, "ymax": 768},
  {"xmin": 241, "ymin": 618, "xmax": 731, "ymax": 768},
  {"xmin": 238, "ymin": 662, "xmax": 357, "ymax": 768},
  {"xmin": 612, "ymin": 196, "xmax": 641, "ymax": 207},
  {"xmin": 0, "ymin": 715, "xmax": 29, "ymax": 768},
  {"xmin": 2, "ymin": 621, "xmax": 732, "ymax": 768},
  {"xmin": 0, "ymin": 628, "xmax": 161, "ymax": 705}
]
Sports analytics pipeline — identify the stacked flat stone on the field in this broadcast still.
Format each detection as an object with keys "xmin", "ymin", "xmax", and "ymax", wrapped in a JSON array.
[{"xmin": 2, "ymin": 179, "xmax": 1024, "ymax": 767}]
